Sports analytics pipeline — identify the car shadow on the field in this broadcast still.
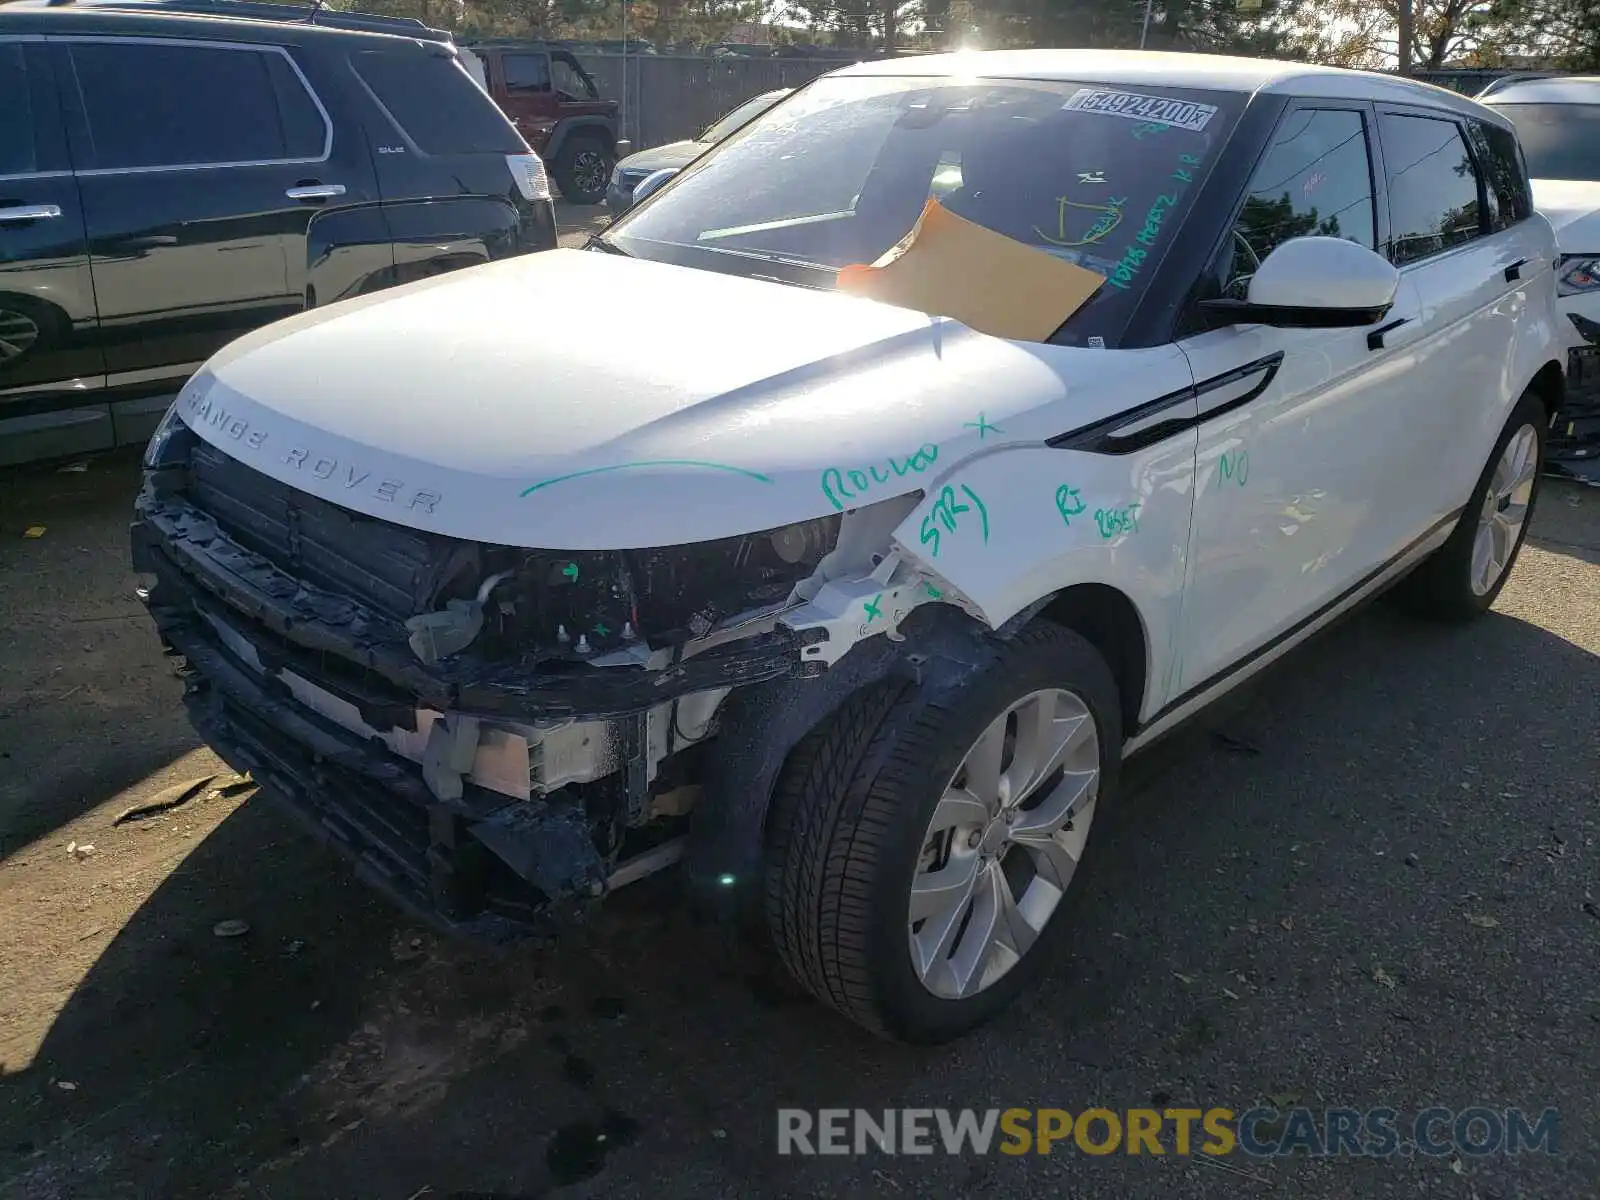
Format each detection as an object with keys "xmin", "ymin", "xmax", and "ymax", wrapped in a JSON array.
[
  {"xmin": 5, "ymin": 574, "xmax": 1595, "ymax": 1198},
  {"xmin": 0, "ymin": 448, "xmax": 206, "ymax": 859}
]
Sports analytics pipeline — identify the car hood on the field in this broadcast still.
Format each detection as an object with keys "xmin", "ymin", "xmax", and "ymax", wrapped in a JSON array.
[
  {"xmin": 1531, "ymin": 178, "xmax": 1600, "ymax": 247},
  {"xmin": 177, "ymin": 249, "xmax": 1140, "ymax": 550},
  {"xmin": 615, "ymin": 141, "xmax": 704, "ymax": 174}
]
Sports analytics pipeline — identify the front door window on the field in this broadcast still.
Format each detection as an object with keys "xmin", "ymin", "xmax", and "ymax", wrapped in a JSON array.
[{"xmin": 1220, "ymin": 108, "xmax": 1376, "ymax": 299}]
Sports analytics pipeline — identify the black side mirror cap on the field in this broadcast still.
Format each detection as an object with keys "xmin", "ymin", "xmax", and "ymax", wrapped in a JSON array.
[{"xmin": 1199, "ymin": 298, "xmax": 1394, "ymax": 330}]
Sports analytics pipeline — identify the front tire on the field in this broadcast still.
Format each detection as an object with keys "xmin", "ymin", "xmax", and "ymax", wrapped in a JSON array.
[
  {"xmin": 1394, "ymin": 390, "xmax": 1545, "ymax": 620},
  {"xmin": 552, "ymin": 136, "xmax": 614, "ymax": 205},
  {"xmin": 762, "ymin": 624, "xmax": 1121, "ymax": 1043}
]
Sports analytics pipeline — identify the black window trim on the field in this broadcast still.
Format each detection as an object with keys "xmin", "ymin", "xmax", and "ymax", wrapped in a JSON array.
[
  {"xmin": 0, "ymin": 34, "xmax": 72, "ymax": 183},
  {"xmin": 1157, "ymin": 96, "xmax": 1387, "ymax": 347},
  {"xmin": 1467, "ymin": 116, "xmax": 1535, "ymax": 229},
  {"xmin": 1462, "ymin": 119, "xmax": 1509, "ymax": 232},
  {"xmin": 1370, "ymin": 101, "xmax": 1492, "ymax": 270},
  {"xmin": 54, "ymin": 34, "xmax": 334, "ymax": 176}
]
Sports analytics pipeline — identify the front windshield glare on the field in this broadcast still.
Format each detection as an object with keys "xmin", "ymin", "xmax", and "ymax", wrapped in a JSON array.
[{"xmin": 605, "ymin": 75, "xmax": 1241, "ymax": 336}]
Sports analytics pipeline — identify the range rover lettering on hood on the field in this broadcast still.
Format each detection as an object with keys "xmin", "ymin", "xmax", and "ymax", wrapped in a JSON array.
[
  {"xmin": 182, "ymin": 386, "xmax": 446, "ymax": 513},
  {"xmin": 282, "ymin": 448, "xmax": 442, "ymax": 513}
]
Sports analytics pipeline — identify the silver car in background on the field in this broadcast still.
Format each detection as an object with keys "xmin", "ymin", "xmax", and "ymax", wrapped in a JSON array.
[{"xmin": 605, "ymin": 88, "xmax": 791, "ymax": 213}]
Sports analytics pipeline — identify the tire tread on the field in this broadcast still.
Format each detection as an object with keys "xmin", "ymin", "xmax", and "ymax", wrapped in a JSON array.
[{"xmin": 764, "ymin": 622, "xmax": 1114, "ymax": 1039}]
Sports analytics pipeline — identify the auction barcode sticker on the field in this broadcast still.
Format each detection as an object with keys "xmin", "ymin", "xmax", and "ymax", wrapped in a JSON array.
[{"xmin": 1062, "ymin": 88, "xmax": 1219, "ymax": 132}]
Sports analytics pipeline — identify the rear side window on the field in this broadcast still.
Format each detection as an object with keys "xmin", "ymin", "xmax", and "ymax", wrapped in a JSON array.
[
  {"xmin": 502, "ymin": 53, "xmax": 550, "ymax": 93},
  {"xmin": 66, "ymin": 41, "xmax": 290, "ymax": 170},
  {"xmin": 1467, "ymin": 119, "xmax": 1532, "ymax": 230},
  {"xmin": 1377, "ymin": 113, "xmax": 1483, "ymax": 265},
  {"xmin": 0, "ymin": 43, "xmax": 36, "ymax": 175},
  {"xmin": 353, "ymin": 51, "xmax": 526, "ymax": 155}
]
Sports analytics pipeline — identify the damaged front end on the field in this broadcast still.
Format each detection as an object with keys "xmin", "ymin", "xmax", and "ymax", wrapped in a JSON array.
[
  {"xmin": 131, "ymin": 417, "xmax": 868, "ymax": 938},
  {"xmin": 1555, "ymin": 312, "xmax": 1600, "ymax": 486}
]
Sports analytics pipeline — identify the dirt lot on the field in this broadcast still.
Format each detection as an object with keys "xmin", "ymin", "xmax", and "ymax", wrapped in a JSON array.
[
  {"xmin": 555, "ymin": 202, "xmax": 610, "ymax": 250},
  {"xmin": 2, "ymin": 236, "xmax": 1598, "ymax": 1196}
]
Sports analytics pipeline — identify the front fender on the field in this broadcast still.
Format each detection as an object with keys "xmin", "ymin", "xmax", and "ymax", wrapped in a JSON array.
[
  {"xmin": 1505, "ymin": 269, "xmax": 1570, "ymax": 422},
  {"xmin": 886, "ymin": 442, "xmax": 1196, "ymax": 718}
]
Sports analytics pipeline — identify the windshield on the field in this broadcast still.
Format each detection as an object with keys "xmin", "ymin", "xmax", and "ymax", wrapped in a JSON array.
[
  {"xmin": 603, "ymin": 75, "xmax": 1243, "ymax": 344},
  {"xmin": 699, "ymin": 90, "xmax": 789, "ymax": 144},
  {"xmin": 1495, "ymin": 103, "xmax": 1600, "ymax": 180}
]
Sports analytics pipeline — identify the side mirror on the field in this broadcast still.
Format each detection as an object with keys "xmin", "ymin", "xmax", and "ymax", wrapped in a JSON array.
[
  {"xmin": 1200, "ymin": 236, "xmax": 1400, "ymax": 329},
  {"xmin": 632, "ymin": 167, "xmax": 679, "ymax": 205}
]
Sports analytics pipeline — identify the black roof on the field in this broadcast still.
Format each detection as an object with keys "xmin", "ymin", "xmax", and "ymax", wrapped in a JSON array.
[{"xmin": 0, "ymin": 0, "xmax": 455, "ymax": 44}]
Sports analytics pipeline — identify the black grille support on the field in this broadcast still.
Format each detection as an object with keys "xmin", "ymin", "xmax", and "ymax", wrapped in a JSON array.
[{"xmin": 132, "ymin": 486, "xmax": 800, "ymax": 723}]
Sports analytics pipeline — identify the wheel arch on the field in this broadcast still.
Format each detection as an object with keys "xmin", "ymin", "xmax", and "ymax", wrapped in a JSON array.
[
  {"xmin": 546, "ymin": 117, "xmax": 616, "ymax": 159},
  {"xmin": 686, "ymin": 604, "xmax": 1004, "ymax": 914},
  {"xmin": 1527, "ymin": 356, "xmax": 1565, "ymax": 426},
  {"xmin": 1034, "ymin": 582, "xmax": 1150, "ymax": 737},
  {"xmin": 686, "ymin": 584, "xmax": 1152, "ymax": 913}
]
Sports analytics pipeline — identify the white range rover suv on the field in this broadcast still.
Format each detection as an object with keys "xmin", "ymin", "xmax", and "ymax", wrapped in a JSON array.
[{"xmin": 134, "ymin": 50, "xmax": 1570, "ymax": 1043}]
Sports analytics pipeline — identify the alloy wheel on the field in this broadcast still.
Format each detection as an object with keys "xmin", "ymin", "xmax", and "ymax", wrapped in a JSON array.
[
  {"xmin": 907, "ymin": 688, "xmax": 1100, "ymax": 1000},
  {"xmin": 0, "ymin": 311, "xmax": 39, "ymax": 362},
  {"xmin": 1470, "ymin": 423, "xmax": 1538, "ymax": 596},
  {"xmin": 572, "ymin": 150, "xmax": 608, "ymax": 196}
]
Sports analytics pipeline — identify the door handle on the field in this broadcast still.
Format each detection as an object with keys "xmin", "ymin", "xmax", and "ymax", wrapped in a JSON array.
[
  {"xmin": 0, "ymin": 204, "xmax": 63, "ymax": 224},
  {"xmin": 285, "ymin": 184, "xmax": 347, "ymax": 201},
  {"xmin": 1367, "ymin": 317, "xmax": 1412, "ymax": 351},
  {"xmin": 1503, "ymin": 257, "xmax": 1531, "ymax": 283},
  {"xmin": 115, "ymin": 235, "xmax": 179, "ymax": 250}
]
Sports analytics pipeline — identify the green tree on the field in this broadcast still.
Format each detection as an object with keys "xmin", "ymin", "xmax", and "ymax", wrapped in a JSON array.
[
  {"xmin": 1480, "ymin": 0, "xmax": 1600, "ymax": 69},
  {"xmin": 1289, "ymin": 0, "xmax": 1546, "ymax": 70}
]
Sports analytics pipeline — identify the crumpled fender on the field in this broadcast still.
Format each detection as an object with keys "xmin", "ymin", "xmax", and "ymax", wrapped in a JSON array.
[{"xmin": 885, "ymin": 442, "xmax": 1192, "ymax": 715}]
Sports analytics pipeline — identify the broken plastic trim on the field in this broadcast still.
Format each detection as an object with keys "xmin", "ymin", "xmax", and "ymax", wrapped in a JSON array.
[
  {"xmin": 1552, "ymin": 314, "xmax": 1600, "ymax": 484},
  {"xmin": 405, "ymin": 570, "xmax": 512, "ymax": 664},
  {"xmin": 132, "ymin": 494, "xmax": 801, "ymax": 722},
  {"xmin": 155, "ymin": 603, "xmax": 676, "ymax": 936}
]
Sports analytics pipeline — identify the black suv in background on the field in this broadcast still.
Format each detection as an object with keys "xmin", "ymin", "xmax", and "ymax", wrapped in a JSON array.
[{"xmin": 0, "ymin": 0, "xmax": 558, "ymax": 467}]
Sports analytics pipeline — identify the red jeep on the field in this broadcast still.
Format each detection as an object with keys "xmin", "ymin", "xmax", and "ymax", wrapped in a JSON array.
[{"xmin": 464, "ymin": 42, "xmax": 620, "ymax": 204}]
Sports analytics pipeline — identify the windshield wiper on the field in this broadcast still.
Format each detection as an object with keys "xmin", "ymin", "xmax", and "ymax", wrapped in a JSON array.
[
  {"xmin": 583, "ymin": 234, "xmax": 631, "ymax": 256},
  {"xmin": 692, "ymin": 243, "xmax": 835, "ymax": 274}
]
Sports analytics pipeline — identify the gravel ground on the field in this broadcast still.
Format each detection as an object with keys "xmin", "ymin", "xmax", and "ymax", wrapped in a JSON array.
[
  {"xmin": 0, "ymin": 249, "xmax": 1596, "ymax": 1198},
  {"xmin": 556, "ymin": 201, "xmax": 610, "ymax": 248}
]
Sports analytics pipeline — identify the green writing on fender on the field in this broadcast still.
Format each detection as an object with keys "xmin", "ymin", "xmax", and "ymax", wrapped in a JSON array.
[
  {"xmin": 919, "ymin": 484, "xmax": 990, "ymax": 558},
  {"xmin": 1094, "ymin": 503, "xmax": 1141, "ymax": 538},
  {"xmin": 1056, "ymin": 484, "xmax": 1087, "ymax": 525},
  {"xmin": 822, "ymin": 444, "xmax": 938, "ymax": 511}
]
